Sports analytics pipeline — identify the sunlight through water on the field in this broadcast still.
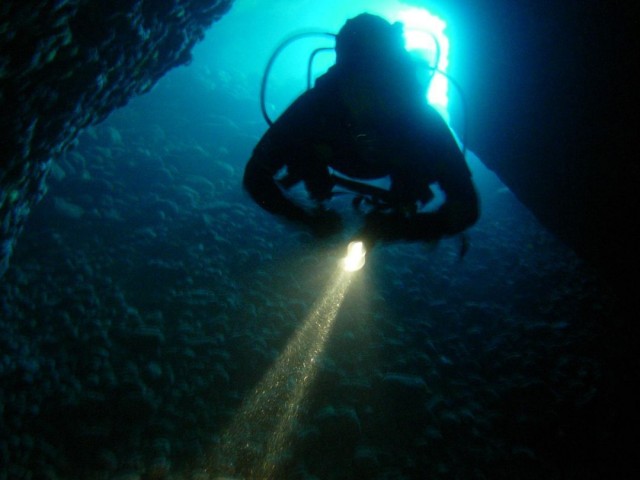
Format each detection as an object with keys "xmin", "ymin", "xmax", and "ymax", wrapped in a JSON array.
[{"xmin": 394, "ymin": 7, "xmax": 450, "ymax": 119}]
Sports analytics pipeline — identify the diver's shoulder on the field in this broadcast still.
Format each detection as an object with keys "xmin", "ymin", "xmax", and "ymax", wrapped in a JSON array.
[{"xmin": 310, "ymin": 66, "xmax": 341, "ymax": 94}]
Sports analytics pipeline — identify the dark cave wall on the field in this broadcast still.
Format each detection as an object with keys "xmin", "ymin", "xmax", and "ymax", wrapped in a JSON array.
[
  {"xmin": 0, "ymin": 0, "xmax": 234, "ymax": 276},
  {"xmin": 437, "ymin": 0, "xmax": 640, "ymax": 297}
]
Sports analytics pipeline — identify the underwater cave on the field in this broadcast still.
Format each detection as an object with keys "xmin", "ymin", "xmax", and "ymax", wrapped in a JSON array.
[{"xmin": 1, "ymin": 0, "xmax": 638, "ymax": 478}]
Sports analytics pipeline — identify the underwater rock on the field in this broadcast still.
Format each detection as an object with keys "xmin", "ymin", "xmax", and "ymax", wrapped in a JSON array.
[
  {"xmin": 0, "ymin": 0, "xmax": 234, "ymax": 277},
  {"xmin": 151, "ymin": 438, "xmax": 171, "ymax": 456},
  {"xmin": 314, "ymin": 405, "xmax": 361, "ymax": 447},
  {"xmin": 438, "ymin": 410, "xmax": 462, "ymax": 429},
  {"xmin": 424, "ymin": 425, "xmax": 444, "ymax": 440},
  {"xmin": 378, "ymin": 373, "xmax": 430, "ymax": 428},
  {"xmin": 183, "ymin": 174, "xmax": 216, "ymax": 194},
  {"xmin": 212, "ymin": 160, "xmax": 235, "ymax": 178},
  {"xmin": 97, "ymin": 448, "xmax": 119, "ymax": 472},
  {"xmin": 211, "ymin": 363, "xmax": 230, "ymax": 384},
  {"xmin": 105, "ymin": 126, "xmax": 124, "ymax": 146},
  {"xmin": 109, "ymin": 473, "xmax": 142, "ymax": 480},
  {"xmin": 131, "ymin": 327, "xmax": 165, "ymax": 355},
  {"xmin": 146, "ymin": 456, "xmax": 171, "ymax": 479},
  {"xmin": 117, "ymin": 389, "xmax": 157, "ymax": 422},
  {"xmin": 154, "ymin": 198, "xmax": 180, "ymax": 218},
  {"xmin": 145, "ymin": 362, "xmax": 163, "ymax": 382},
  {"xmin": 381, "ymin": 373, "xmax": 428, "ymax": 395},
  {"xmin": 353, "ymin": 445, "xmax": 380, "ymax": 476},
  {"xmin": 6, "ymin": 465, "xmax": 31, "ymax": 480},
  {"xmin": 174, "ymin": 185, "xmax": 200, "ymax": 207},
  {"xmin": 76, "ymin": 421, "xmax": 112, "ymax": 448},
  {"xmin": 338, "ymin": 377, "xmax": 373, "ymax": 403},
  {"xmin": 53, "ymin": 197, "xmax": 84, "ymax": 219},
  {"xmin": 48, "ymin": 162, "xmax": 67, "ymax": 183}
]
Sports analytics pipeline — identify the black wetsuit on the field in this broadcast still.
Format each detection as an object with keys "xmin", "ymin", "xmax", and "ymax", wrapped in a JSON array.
[{"xmin": 244, "ymin": 65, "xmax": 479, "ymax": 242}]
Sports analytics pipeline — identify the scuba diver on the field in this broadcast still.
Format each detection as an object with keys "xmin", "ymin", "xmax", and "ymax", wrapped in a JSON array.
[{"xmin": 243, "ymin": 13, "xmax": 479, "ymax": 247}]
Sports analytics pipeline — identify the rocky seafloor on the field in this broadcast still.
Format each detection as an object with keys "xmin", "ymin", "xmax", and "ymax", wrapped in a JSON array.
[{"xmin": 0, "ymin": 67, "xmax": 622, "ymax": 480}]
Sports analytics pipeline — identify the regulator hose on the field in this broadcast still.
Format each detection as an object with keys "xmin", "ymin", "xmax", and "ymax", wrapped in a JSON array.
[{"xmin": 260, "ymin": 31, "xmax": 336, "ymax": 126}]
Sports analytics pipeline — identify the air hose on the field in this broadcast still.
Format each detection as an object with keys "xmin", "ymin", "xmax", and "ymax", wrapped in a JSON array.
[
  {"xmin": 307, "ymin": 47, "xmax": 335, "ymax": 90},
  {"xmin": 430, "ymin": 66, "xmax": 469, "ymax": 159},
  {"xmin": 260, "ymin": 31, "xmax": 336, "ymax": 126}
]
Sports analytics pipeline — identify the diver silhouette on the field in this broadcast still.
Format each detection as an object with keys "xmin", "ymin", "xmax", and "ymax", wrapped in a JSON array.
[{"xmin": 244, "ymin": 13, "xmax": 479, "ymax": 246}]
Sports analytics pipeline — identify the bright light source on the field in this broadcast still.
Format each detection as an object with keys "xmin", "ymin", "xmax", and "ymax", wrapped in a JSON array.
[
  {"xmin": 393, "ymin": 7, "xmax": 451, "ymax": 120},
  {"xmin": 342, "ymin": 241, "xmax": 366, "ymax": 272}
]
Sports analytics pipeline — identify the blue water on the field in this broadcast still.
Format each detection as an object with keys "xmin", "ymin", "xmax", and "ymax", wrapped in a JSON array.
[{"xmin": 0, "ymin": 4, "xmax": 614, "ymax": 480}]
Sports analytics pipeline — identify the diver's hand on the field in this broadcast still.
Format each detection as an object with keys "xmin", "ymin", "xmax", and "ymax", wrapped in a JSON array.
[
  {"xmin": 358, "ymin": 211, "xmax": 446, "ymax": 244},
  {"xmin": 305, "ymin": 209, "xmax": 343, "ymax": 238},
  {"xmin": 358, "ymin": 211, "xmax": 402, "ymax": 244}
]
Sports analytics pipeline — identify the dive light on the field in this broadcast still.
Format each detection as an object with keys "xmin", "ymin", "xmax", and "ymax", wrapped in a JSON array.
[{"xmin": 342, "ymin": 241, "xmax": 366, "ymax": 272}]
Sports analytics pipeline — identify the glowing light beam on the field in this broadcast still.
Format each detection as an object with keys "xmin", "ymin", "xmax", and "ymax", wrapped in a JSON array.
[{"xmin": 208, "ymin": 268, "xmax": 353, "ymax": 479}]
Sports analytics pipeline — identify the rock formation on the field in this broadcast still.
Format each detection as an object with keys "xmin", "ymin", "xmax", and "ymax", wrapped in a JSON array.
[{"xmin": 1, "ymin": 0, "xmax": 234, "ymax": 275}]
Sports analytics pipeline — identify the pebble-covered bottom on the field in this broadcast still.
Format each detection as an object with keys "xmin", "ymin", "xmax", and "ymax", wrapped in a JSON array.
[{"xmin": 0, "ymin": 68, "xmax": 619, "ymax": 480}]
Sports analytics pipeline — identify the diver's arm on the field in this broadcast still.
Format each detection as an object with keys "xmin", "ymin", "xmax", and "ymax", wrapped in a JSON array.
[
  {"xmin": 243, "ymin": 91, "xmax": 342, "ymax": 236},
  {"xmin": 244, "ymin": 153, "xmax": 342, "ymax": 236},
  {"xmin": 359, "ymin": 111, "xmax": 479, "ymax": 243},
  {"xmin": 358, "ymin": 210, "xmax": 445, "ymax": 243},
  {"xmin": 386, "ymin": 161, "xmax": 479, "ymax": 240},
  {"xmin": 358, "ymin": 182, "xmax": 478, "ymax": 244},
  {"xmin": 243, "ymin": 143, "xmax": 310, "ymax": 223},
  {"xmin": 420, "ymin": 105, "xmax": 479, "ymax": 236},
  {"xmin": 432, "ymin": 147, "xmax": 479, "ymax": 235},
  {"xmin": 435, "ymin": 170, "xmax": 479, "ymax": 235},
  {"xmin": 243, "ymin": 88, "xmax": 318, "ymax": 223}
]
